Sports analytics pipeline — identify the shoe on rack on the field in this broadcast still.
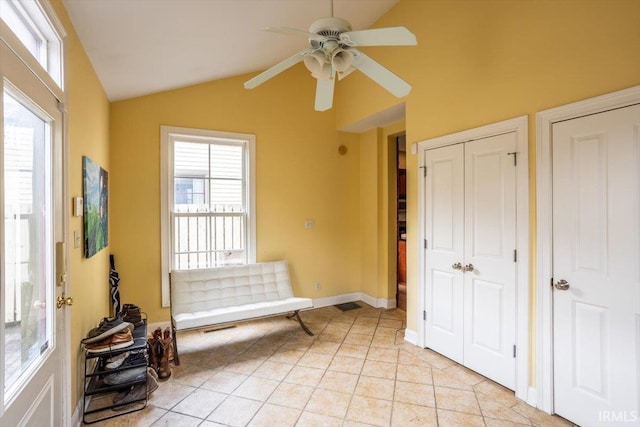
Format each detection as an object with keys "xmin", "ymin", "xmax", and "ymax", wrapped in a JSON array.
[
  {"xmin": 112, "ymin": 371, "xmax": 158, "ymax": 406},
  {"xmin": 85, "ymin": 329, "xmax": 134, "ymax": 354},
  {"xmin": 82, "ymin": 317, "xmax": 134, "ymax": 344},
  {"xmin": 103, "ymin": 365, "xmax": 146, "ymax": 385},
  {"xmin": 121, "ymin": 304, "xmax": 143, "ymax": 327},
  {"xmin": 105, "ymin": 351, "xmax": 130, "ymax": 370},
  {"xmin": 105, "ymin": 350, "xmax": 146, "ymax": 371}
]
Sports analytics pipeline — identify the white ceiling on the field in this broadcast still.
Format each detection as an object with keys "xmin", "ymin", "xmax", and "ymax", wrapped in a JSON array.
[{"xmin": 62, "ymin": 0, "xmax": 399, "ymax": 102}]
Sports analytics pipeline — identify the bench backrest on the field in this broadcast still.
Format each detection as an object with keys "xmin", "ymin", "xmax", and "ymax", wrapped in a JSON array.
[{"xmin": 170, "ymin": 260, "xmax": 294, "ymax": 316}]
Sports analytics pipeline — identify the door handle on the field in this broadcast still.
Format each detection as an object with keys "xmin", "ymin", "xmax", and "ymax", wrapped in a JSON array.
[
  {"xmin": 462, "ymin": 263, "xmax": 474, "ymax": 272},
  {"xmin": 554, "ymin": 279, "xmax": 570, "ymax": 291},
  {"xmin": 452, "ymin": 262, "xmax": 462, "ymax": 270},
  {"xmin": 56, "ymin": 293, "xmax": 73, "ymax": 309}
]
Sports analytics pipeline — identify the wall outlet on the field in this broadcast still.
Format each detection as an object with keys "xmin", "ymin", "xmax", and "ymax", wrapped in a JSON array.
[
  {"xmin": 304, "ymin": 219, "xmax": 314, "ymax": 229},
  {"xmin": 315, "ymin": 282, "xmax": 321, "ymax": 290}
]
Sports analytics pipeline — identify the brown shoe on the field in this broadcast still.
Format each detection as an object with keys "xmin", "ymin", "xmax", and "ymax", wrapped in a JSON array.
[
  {"xmin": 162, "ymin": 328, "xmax": 174, "ymax": 362},
  {"xmin": 121, "ymin": 304, "xmax": 143, "ymax": 327},
  {"xmin": 157, "ymin": 336, "xmax": 172, "ymax": 380},
  {"xmin": 147, "ymin": 333, "xmax": 162, "ymax": 374},
  {"xmin": 85, "ymin": 329, "xmax": 133, "ymax": 354}
]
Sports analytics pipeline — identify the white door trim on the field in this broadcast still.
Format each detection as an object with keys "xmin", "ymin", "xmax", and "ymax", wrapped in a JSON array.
[
  {"xmin": 417, "ymin": 115, "xmax": 529, "ymax": 401},
  {"xmin": 535, "ymin": 85, "xmax": 640, "ymax": 414}
]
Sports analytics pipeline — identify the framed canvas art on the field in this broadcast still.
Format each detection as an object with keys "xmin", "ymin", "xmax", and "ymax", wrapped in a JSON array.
[{"xmin": 82, "ymin": 156, "xmax": 108, "ymax": 258}]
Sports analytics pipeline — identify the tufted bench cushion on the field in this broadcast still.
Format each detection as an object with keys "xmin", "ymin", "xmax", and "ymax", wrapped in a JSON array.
[{"xmin": 169, "ymin": 260, "xmax": 313, "ymax": 364}]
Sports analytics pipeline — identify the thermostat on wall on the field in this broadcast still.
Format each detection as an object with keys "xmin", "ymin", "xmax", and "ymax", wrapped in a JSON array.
[{"xmin": 73, "ymin": 197, "xmax": 83, "ymax": 217}]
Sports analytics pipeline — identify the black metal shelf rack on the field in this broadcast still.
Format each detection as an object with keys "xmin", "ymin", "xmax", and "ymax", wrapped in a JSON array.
[{"xmin": 82, "ymin": 319, "xmax": 147, "ymax": 424}]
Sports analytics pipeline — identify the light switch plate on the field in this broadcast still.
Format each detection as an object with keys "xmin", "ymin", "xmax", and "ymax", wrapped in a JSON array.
[{"xmin": 73, "ymin": 230, "xmax": 81, "ymax": 248}]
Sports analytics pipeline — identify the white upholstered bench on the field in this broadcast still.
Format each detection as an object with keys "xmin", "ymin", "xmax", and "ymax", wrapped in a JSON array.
[{"xmin": 170, "ymin": 260, "xmax": 313, "ymax": 364}]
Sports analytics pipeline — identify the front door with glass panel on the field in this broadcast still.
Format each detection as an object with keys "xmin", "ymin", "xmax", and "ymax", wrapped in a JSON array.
[{"xmin": 1, "ymin": 39, "xmax": 65, "ymax": 426}]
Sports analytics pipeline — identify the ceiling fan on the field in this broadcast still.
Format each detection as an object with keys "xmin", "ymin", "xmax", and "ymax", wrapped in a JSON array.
[{"xmin": 243, "ymin": 2, "xmax": 417, "ymax": 111}]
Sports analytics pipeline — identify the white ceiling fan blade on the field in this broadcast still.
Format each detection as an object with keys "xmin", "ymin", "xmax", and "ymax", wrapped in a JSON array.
[
  {"xmin": 337, "ymin": 66, "xmax": 356, "ymax": 80},
  {"xmin": 351, "ymin": 50, "xmax": 412, "ymax": 97},
  {"xmin": 263, "ymin": 27, "xmax": 324, "ymax": 41},
  {"xmin": 244, "ymin": 49, "xmax": 312, "ymax": 89},
  {"xmin": 315, "ymin": 71, "xmax": 336, "ymax": 111},
  {"xmin": 340, "ymin": 27, "xmax": 417, "ymax": 46}
]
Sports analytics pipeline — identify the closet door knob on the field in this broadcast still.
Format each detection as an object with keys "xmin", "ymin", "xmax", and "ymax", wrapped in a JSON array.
[
  {"xmin": 462, "ymin": 263, "xmax": 474, "ymax": 272},
  {"xmin": 452, "ymin": 262, "xmax": 462, "ymax": 270}
]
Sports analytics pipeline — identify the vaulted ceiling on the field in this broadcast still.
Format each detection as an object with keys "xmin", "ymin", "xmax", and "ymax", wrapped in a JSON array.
[{"xmin": 62, "ymin": 0, "xmax": 398, "ymax": 101}]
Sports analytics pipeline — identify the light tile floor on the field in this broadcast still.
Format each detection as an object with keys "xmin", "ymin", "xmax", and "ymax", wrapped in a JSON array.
[{"xmin": 85, "ymin": 303, "xmax": 575, "ymax": 427}]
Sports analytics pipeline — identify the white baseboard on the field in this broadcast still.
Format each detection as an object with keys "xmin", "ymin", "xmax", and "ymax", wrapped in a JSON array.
[
  {"xmin": 381, "ymin": 298, "xmax": 396, "ymax": 309},
  {"xmin": 404, "ymin": 328, "xmax": 418, "ymax": 345},
  {"xmin": 148, "ymin": 321, "xmax": 171, "ymax": 333},
  {"xmin": 357, "ymin": 293, "xmax": 397, "ymax": 309},
  {"xmin": 70, "ymin": 394, "xmax": 82, "ymax": 427},
  {"xmin": 359, "ymin": 293, "xmax": 378, "ymax": 308},
  {"xmin": 312, "ymin": 293, "xmax": 362, "ymax": 308},
  {"xmin": 313, "ymin": 293, "xmax": 397, "ymax": 310},
  {"xmin": 527, "ymin": 386, "xmax": 538, "ymax": 408}
]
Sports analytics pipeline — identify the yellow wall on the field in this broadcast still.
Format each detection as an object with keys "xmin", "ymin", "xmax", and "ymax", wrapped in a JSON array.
[
  {"xmin": 335, "ymin": 0, "xmax": 640, "ymax": 334},
  {"xmin": 47, "ymin": 0, "xmax": 640, "ymax": 411},
  {"xmin": 358, "ymin": 121, "xmax": 405, "ymax": 304},
  {"xmin": 359, "ymin": 127, "xmax": 380, "ymax": 298},
  {"xmin": 50, "ymin": 0, "xmax": 111, "ymax": 411},
  {"xmin": 109, "ymin": 70, "xmax": 362, "ymax": 323}
]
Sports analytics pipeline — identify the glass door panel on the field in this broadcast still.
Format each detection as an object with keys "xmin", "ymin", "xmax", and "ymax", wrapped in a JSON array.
[{"xmin": 3, "ymin": 89, "xmax": 52, "ymax": 396}]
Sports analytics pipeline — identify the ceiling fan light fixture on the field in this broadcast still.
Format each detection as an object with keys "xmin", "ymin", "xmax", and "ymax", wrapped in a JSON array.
[
  {"xmin": 304, "ymin": 51, "xmax": 332, "ymax": 79},
  {"xmin": 331, "ymin": 48, "xmax": 353, "ymax": 72}
]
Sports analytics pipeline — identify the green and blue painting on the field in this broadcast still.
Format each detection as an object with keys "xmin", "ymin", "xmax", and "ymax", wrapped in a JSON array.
[{"xmin": 83, "ymin": 156, "xmax": 108, "ymax": 258}]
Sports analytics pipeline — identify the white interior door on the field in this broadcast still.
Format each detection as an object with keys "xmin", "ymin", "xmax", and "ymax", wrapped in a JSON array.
[
  {"xmin": 462, "ymin": 135, "xmax": 516, "ymax": 390},
  {"xmin": 1, "ymin": 39, "xmax": 66, "ymax": 426},
  {"xmin": 424, "ymin": 133, "xmax": 517, "ymax": 389},
  {"xmin": 424, "ymin": 143, "xmax": 465, "ymax": 363},
  {"xmin": 552, "ymin": 104, "xmax": 640, "ymax": 426}
]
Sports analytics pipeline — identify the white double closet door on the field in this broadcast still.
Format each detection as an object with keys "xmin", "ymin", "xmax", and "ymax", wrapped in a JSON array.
[{"xmin": 424, "ymin": 132, "xmax": 517, "ymax": 389}]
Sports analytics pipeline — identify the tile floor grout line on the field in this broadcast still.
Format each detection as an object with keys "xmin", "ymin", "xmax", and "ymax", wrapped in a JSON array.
[{"xmin": 112, "ymin": 306, "xmax": 575, "ymax": 427}]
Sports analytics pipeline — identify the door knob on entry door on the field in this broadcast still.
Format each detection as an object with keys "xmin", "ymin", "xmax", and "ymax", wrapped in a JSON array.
[
  {"xmin": 56, "ymin": 293, "xmax": 73, "ymax": 309},
  {"xmin": 462, "ymin": 263, "xmax": 474, "ymax": 272},
  {"xmin": 452, "ymin": 262, "xmax": 462, "ymax": 270},
  {"xmin": 554, "ymin": 279, "xmax": 570, "ymax": 291}
]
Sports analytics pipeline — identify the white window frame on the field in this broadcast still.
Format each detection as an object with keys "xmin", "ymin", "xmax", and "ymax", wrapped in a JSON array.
[
  {"xmin": 160, "ymin": 126, "xmax": 256, "ymax": 307},
  {"xmin": 0, "ymin": 0, "xmax": 65, "ymax": 97}
]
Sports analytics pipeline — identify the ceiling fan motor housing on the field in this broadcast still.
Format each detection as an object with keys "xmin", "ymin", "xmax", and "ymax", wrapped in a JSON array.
[{"xmin": 309, "ymin": 17, "xmax": 352, "ymax": 37}]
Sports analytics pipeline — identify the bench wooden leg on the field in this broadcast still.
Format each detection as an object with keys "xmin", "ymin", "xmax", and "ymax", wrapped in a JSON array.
[
  {"xmin": 287, "ymin": 310, "xmax": 314, "ymax": 336},
  {"xmin": 171, "ymin": 317, "xmax": 181, "ymax": 366}
]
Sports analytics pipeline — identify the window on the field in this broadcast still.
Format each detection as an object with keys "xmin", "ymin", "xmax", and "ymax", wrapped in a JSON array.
[
  {"xmin": 161, "ymin": 126, "xmax": 256, "ymax": 306},
  {"xmin": 0, "ymin": 0, "xmax": 65, "ymax": 91},
  {"xmin": 3, "ymin": 86, "xmax": 53, "ymax": 398}
]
